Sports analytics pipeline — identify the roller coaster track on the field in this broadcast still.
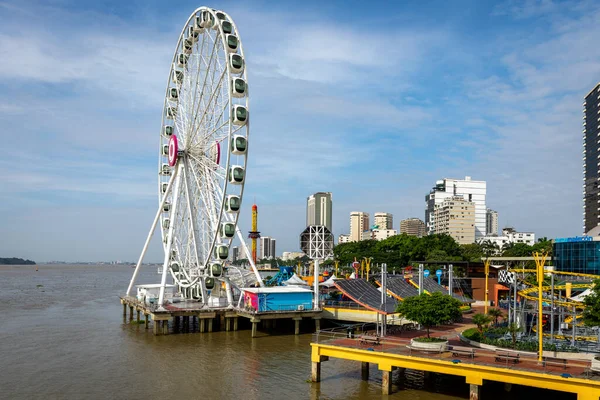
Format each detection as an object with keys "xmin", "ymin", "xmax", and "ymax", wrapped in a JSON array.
[{"xmin": 506, "ymin": 269, "xmax": 599, "ymax": 341}]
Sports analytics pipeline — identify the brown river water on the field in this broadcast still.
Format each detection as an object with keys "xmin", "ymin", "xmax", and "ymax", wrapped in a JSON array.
[{"xmin": 0, "ymin": 265, "xmax": 575, "ymax": 399}]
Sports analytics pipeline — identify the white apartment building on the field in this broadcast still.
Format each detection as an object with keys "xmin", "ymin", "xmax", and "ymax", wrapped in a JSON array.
[
  {"xmin": 338, "ymin": 234, "xmax": 350, "ymax": 244},
  {"xmin": 486, "ymin": 208, "xmax": 498, "ymax": 236},
  {"xmin": 479, "ymin": 228, "xmax": 535, "ymax": 248},
  {"xmin": 350, "ymin": 211, "xmax": 369, "ymax": 242},
  {"xmin": 372, "ymin": 229, "xmax": 397, "ymax": 241},
  {"xmin": 426, "ymin": 176, "xmax": 486, "ymax": 240},
  {"xmin": 374, "ymin": 212, "xmax": 393, "ymax": 230},
  {"xmin": 281, "ymin": 251, "xmax": 305, "ymax": 261}
]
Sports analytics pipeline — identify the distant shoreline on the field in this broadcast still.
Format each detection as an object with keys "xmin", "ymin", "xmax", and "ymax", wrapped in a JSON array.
[{"xmin": 0, "ymin": 258, "xmax": 36, "ymax": 265}]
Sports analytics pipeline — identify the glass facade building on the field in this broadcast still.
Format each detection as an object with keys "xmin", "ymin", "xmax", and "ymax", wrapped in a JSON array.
[
  {"xmin": 553, "ymin": 238, "xmax": 600, "ymax": 274},
  {"xmin": 583, "ymin": 83, "xmax": 600, "ymax": 233}
]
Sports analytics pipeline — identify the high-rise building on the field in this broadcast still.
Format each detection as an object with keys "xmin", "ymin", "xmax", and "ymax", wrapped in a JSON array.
[
  {"xmin": 426, "ymin": 176, "xmax": 486, "ymax": 240},
  {"xmin": 270, "ymin": 238, "xmax": 276, "ymax": 259},
  {"xmin": 231, "ymin": 246, "xmax": 240, "ymax": 262},
  {"xmin": 260, "ymin": 236, "xmax": 275, "ymax": 259},
  {"xmin": 584, "ymin": 83, "xmax": 600, "ymax": 234},
  {"xmin": 400, "ymin": 218, "xmax": 426, "ymax": 237},
  {"xmin": 306, "ymin": 192, "xmax": 332, "ymax": 231},
  {"xmin": 433, "ymin": 196, "xmax": 475, "ymax": 244},
  {"xmin": 350, "ymin": 211, "xmax": 369, "ymax": 242},
  {"xmin": 486, "ymin": 208, "xmax": 498, "ymax": 236},
  {"xmin": 374, "ymin": 212, "xmax": 393, "ymax": 230}
]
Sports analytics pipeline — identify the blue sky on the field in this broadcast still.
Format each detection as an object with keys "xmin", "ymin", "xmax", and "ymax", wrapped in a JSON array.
[{"xmin": 1, "ymin": 0, "xmax": 598, "ymax": 262}]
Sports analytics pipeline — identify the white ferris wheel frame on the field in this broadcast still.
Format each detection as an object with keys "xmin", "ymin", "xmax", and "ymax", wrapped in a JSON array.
[{"xmin": 127, "ymin": 7, "xmax": 263, "ymax": 307}]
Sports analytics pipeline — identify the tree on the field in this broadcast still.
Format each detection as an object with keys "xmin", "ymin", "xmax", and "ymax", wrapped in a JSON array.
[
  {"xmin": 480, "ymin": 240, "xmax": 500, "ymax": 257},
  {"xmin": 582, "ymin": 279, "xmax": 600, "ymax": 326},
  {"xmin": 502, "ymin": 243, "xmax": 533, "ymax": 257},
  {"xmin": 460, "ymin": 243, "xmax": 484, "ymax": 262},
  {"xmin": 395, "ymin": 292, "xmax": 462, "ymax": 338},
  {"xmin": 472, "ymin": 313, "xmax": 492, "ymax": 334},
  {"xmin": 507, "ymin": 322, "xmax": 521, "ymax": 349},
  {"xmin": 487, "ymin": 308, "xmax": 504, "ymax": 327}
]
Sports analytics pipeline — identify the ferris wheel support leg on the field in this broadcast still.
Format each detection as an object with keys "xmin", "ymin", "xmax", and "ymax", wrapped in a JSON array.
[
  {"xmin": 223, "ymin": 278, "xmax": 234, "ymax": 308},
  {"xmin": 234, "ymin": 225, "xmax": 264, "ymax": 287},
  {"xmin": 159, "ymin": 164, "xmax": 183, "ymax": 307},
  {"xmin": 126, "ymin": 169, "xmax": 178, "ymax": 297},
  {"xmin": 182, "ymin": 162, "xmax": 207, "ymax": 305}
]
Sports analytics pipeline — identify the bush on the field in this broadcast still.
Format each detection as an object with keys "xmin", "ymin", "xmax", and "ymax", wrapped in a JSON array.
[
  {"xmin": 462, "ymin": 328, "xmax": 579, "ymax": 353},
  {"xmin": 463, "ymin": 327, "xmax": 481, "ymax": 342}
]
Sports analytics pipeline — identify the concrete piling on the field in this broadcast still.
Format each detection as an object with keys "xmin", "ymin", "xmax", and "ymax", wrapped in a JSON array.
[{"xmin": 361, "ymin": 362, "xmax": 369, "ymax": 381}]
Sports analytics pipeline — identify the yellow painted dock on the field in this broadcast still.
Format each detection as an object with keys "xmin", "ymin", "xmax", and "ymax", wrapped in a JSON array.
[{"xmin": 311, "ymin": 335, "xmax": 600, "ymax": 399}]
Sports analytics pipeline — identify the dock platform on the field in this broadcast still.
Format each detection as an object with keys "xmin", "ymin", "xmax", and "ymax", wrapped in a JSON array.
[
  {"xmin": 311, "ymin": 330, "xmax": 600, "ymax": 399},
  {"xmin": 120, "ymin": 296, "xmax": 322, "ymax": 336}
]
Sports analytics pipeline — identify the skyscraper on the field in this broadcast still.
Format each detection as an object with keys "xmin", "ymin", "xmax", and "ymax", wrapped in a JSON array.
[
  {"xmin": 231, "ymin": 246, "xmax": 240, "ymax": 262},
  {"xmin": 486, "ymin": 208, "xmax": 498, "ymax": 236},
  {"xmin": 270, "ymin": 238, "xmax": 276, "ymax": 259},
  {"xmin": 584, "ymin": 83, "xmax": 600, "ymax": 234},
  {"xmin": 374, "ymin": 212, "xmax": 393, "ymax": 230},
  {"xmin": 400, "ymin": 218, "xmax": 426, "ymax": 237},
  {"xmin": 260, "ymin": 236, "xmax": 275, "ymax": 259},
  {"xmin": 350, "ymin": 211, "xmax": 369, "ymax": 242},
  {"xmin": 306, "ymin": 192, "xmax": 332, "ymax": 231},
  {"xmin": 425, "ymin": 176, "xmax": 486, "ymax": 240}
]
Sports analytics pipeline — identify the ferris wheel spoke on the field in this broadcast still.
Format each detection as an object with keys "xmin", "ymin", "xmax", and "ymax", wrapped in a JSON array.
[
  {"xmin": 182, "ymin": 160, "xmax": 202, "ymax": 268},
  {"xmin": 187, "ymin": 31, "xmax": 221, "ymax": 139},
  {"xmin": 187, "ymin": 157, "xmax": 219, "ymax": 261},
  {"xmin": 188, "ymin": 67, "xmax": 227, "ymax": 144},
  {"xmin": 199, "ymin": 102, "xmax": 229, "ymax": 145}
]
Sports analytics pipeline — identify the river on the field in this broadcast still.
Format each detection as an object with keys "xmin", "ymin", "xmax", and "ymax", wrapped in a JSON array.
[{"xmin": 0, "ymin": 265, "xmax": 573, "ymax": 399}]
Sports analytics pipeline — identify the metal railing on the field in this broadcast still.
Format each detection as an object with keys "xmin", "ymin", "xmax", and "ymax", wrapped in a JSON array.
[
  {"xmin": 322, "ymin": 300, "xmax": 369, "ymax": 310},
  {"xmin": 311, "ymin": 329, "xmax": 594, "ymax": 377}
]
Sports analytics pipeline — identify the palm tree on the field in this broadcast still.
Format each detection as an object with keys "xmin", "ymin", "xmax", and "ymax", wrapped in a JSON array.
[
  {"xmin": 472, "ymin": 313, "xmax": 492, "ymax": 334},
  {"xmin": 507, "ymin": 322, "xmax": 521, "ymax": 349},
  {"xmin": 487, "ymin": 308, "xmax": 504, "ymax": 327}
]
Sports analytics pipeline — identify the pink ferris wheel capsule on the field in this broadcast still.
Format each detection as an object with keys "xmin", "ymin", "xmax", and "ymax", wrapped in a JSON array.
[{"xmin": 168, "ymin": 134, "xmax": 178, "ymax": 167}]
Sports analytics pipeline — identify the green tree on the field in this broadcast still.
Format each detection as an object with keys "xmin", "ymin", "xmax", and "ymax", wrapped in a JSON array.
[
  {"xmin": 460, "ymin": 243, "xmax": 484, "ymax": 262},
  {"xmin": 507, "ymin": 322, "xmax": 521, "ymax": 349},
  {"xmin": 472, "ymin": 313, "xmax": 492, "ymax": 334},
  {"xmin": 582, "ymin": 279, "xmax": 600, "ymax": 326},
  {"xmin": 395, "ymin": 292, "xmax": 462, "ymax": 338},
  {"xmin": 502, "ymin": 243, "xmax": 533, "ymax": 257},
  {"xmin": 487, "ymin": 308, "xmax": 504, "ymax": 327},
  {"xmin": 480, "ymin": 240, "xmax": 500, "ymax": 257}
]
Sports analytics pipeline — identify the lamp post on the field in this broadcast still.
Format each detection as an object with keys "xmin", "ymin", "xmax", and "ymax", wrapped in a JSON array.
[
  {"xmin": 334, "ymin": 260, "xmax": 339, "ymax": 277},
  {"xmin": 534, "ymin": 251, "xmax": 548, "ymax": 363},
  {"xmin": 484, "ymin": 258, "xmax": 490, "ymax": 314}
]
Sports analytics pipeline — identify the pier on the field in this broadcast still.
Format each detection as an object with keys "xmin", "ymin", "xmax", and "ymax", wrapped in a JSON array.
[
  {"xmin": 310, "ymin": 328, "xmax": 600, "ymax": 399},
  {"xmin": 120, "ymin": 296, "xmax": 322, "ymax": 337}
]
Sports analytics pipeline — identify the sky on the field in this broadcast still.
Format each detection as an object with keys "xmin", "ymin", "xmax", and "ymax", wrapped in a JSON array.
[{"xmin": 0, "ymin": 0, "xmax": 599, "ymax": 263}]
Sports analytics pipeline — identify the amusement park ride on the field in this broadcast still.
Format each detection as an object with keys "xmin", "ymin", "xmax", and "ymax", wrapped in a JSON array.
[
  {"xmin": 124, "ymin": 7, "xmax": 328, "ymax": 315},
  {"xmin": 126, "ymin": 7, "xmax": 267, "ymax": 309}
]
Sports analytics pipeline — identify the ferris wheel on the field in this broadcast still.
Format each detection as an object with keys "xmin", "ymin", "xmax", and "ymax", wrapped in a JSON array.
[{"xmin": 127, "ymin": 7, "xmax": 263, "ymax": 308}]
